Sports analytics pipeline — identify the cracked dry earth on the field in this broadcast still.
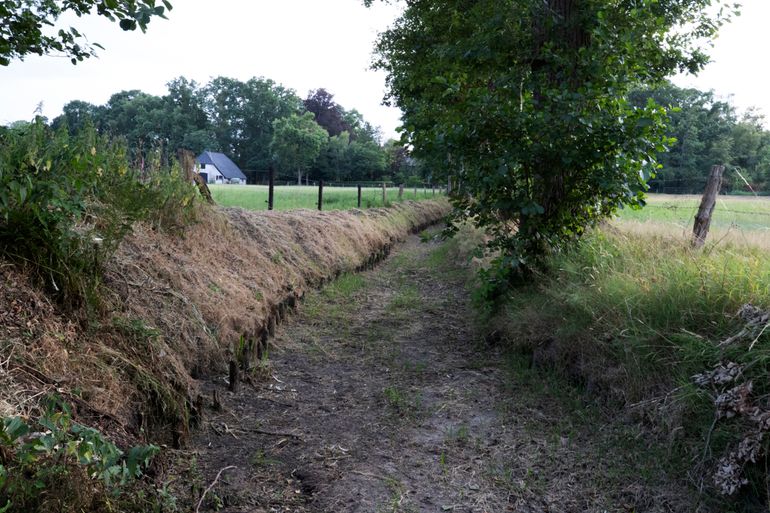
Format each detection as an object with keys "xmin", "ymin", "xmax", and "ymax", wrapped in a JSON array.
[{"xmin": 178, "ymin": 232, "xmax": 700, "ymax": 513}]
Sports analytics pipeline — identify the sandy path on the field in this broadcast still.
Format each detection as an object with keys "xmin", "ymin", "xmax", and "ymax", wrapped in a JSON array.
[{"xmin": 179, "ymin": 233, "xmax": 701, "ymax": 513}]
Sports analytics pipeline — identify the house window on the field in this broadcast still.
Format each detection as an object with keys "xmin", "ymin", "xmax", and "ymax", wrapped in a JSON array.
[{"xmin": 200, "ymin": 163, "xmax": 206, "ymax": 169}]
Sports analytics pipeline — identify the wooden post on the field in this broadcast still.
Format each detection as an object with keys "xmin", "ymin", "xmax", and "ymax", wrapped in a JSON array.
[
  {"xmin": 382, "ymin": 182, "xmax": 387, "ymax": 205},
  {"xmin": 357, "ymin": 184, "xmax": 362, "ymax": 208},
  {"xmin": 398, "ymin": 183, "xmax": 404, "ymax": 200},
  {"xmin": 268, "ymin": 166, "xmax": 275, "ymax": 211},
  {"xmin": 692, "ymin": 164, "xmax": 725, "ymax": 248},
  {"xmin": 447, "ymin": 176, "xmax": 452, "ymax": 195},
  {"xmin": 414, "ymin": 184, "xmax": 417, "ymax": 199},
  {"xmin": 228, "ymin": 360, "xmax": 239, "ymax": 392},
  {"xmin": 317, "ymin": 179, "xmax": 324, "ymax": 211}
]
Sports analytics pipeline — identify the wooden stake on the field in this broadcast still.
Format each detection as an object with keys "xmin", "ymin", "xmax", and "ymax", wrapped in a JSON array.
[
  {"xmin": 268, "ymin": 166, "xmax": 275, "ymax": 210},
  {"xmin": 228, "ymin": 360, "xmax": 239, "ymax": 392},
  {"xmin": 382, "ymin": 182, "xmax": 387, "ymax": 205},
  {"xmin": 318, "ymin": 179, "xmax": 324, "ymax": 211},
  {"xmin": 692, "ymin": 164, "xmax": 725, "ymax": 248},
  {"xmin": 357, "ymin": 184, "xmax": 362, "ymax": 208}
]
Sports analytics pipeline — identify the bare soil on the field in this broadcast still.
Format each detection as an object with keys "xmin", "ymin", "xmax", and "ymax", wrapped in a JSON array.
[{"xmin": 174, "ymin": 232, "xmax": 705, "ymax": 513}]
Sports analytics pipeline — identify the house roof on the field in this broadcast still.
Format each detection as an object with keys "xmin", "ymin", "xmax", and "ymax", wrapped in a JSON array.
[{"xmin": 196, "ymin": 151, "xmax": 247, "ymax": 181}]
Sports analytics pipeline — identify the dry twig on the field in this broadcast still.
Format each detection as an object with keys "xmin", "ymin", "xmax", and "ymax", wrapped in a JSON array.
[{"xmin": 195, "ymin": 465, "xmax": 237, "ymax": 513}]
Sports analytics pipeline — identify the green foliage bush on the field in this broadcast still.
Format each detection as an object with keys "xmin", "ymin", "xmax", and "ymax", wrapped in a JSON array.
[
  {"xmin": 0, "ymin": 399, "xmax": 158, "ymax": 513},
  {"xmin": 0, "ymin": 118, "xmax": 199, "ymax": 309}
]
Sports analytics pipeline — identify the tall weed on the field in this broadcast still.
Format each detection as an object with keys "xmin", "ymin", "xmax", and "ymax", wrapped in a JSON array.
[{"xmin": 0, "ymin": 118, "xmax": 199, "ymax": 309}]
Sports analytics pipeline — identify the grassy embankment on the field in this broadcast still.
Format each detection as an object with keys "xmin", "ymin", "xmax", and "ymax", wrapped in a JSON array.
[
  {"xmin": 470, "ymin": 194, "xmax": 770, "ymax": 506},
  {"xmin": 209, "ymin": 184, "xmax": 442, "ymax": 211}
]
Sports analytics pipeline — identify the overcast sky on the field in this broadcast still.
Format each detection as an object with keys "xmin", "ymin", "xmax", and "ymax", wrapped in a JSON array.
[{"xmin": 0, "ymin": 0, "xmax": 768, "ymax": 139}]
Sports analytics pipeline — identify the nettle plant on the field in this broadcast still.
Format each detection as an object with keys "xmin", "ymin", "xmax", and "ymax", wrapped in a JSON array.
[
  {"xmin": 374, "ymin": 0, "xmax": 738, "ymax": 297},
  {"xmin": 0, "ymin": 401, "xmax": 158, "ymax": 512}
]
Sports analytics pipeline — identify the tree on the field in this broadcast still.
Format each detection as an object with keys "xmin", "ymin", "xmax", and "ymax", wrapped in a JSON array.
[
  {"xmin": 347, "ymin": 139, "xmax": 386, "ymax": 182},
  {"xmin": 304, "ymin": 89, "xmax": 350, "ymax": 137},
  {"xmin": 270, "ymin": 112, "xmax": 328, "ymax": 185},
  {"xmin": 0, "ymin": 0, "xmax": 171, "ymax": 66},
  {"xmin": 315, "ymin": 131, "xmax": 351, "ymax": 181},
  {"xmin": 374, "ymin": 0, "xmax": 736, "ymax": 287},
  {"xmin": 204, "ymin": 77, "xmax": 301, "ymax": 170},
  {"xmin": 629, "ymin": 83, "xmax": 736, "ymax": 193}
]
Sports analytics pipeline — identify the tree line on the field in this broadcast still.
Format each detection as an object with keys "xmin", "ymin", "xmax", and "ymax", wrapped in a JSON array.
[
  {"xmin": 17, "ymin": 77, "xmax": 425, "ymax": 185},
  {"xmin": 630, "ymin": 82, "xmax": 770, "ymax": 194}
]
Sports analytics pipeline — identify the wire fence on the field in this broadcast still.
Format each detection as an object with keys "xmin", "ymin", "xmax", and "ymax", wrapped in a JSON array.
[{"xmin": 208, "ymin": 180, "xmax": 446, "ymax": 212}]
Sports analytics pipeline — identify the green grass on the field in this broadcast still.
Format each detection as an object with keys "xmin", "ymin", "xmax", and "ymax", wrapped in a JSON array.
[
  {"xmin": 615, "ymin": 193, "xmax": 770, "ymax": 231},
  {"xmin": 209, "ymin": 184, "xmax": 443, "ymax": 211},
  {"xmin": 479, "ymin": 226, "xmax": 770, "ymax": 506}
]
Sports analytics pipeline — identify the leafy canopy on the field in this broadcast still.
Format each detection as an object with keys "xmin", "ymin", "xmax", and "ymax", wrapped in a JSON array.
[
  {"xmin": 270, "ymin": 112, "xmax": 328, "ymax": 182},
  {"xmin": 373, "ymin": 0, "xmax": 737, "ymax": 287},
  {"xmin": 0, "ymin": 0, "xmax": 172, "ymax": 65}
]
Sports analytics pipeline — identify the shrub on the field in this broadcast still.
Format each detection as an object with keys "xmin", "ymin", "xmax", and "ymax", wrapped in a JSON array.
[
  {"xmin": 0, "ymin": 399, "xmax": 158, "ymax": 513},
  {"xmin": 0, "ymin": 118, "xmax": 199, "ymax": 309}
]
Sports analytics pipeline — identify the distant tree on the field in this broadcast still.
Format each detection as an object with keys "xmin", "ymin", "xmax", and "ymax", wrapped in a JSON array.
[
  {"xmin": 315, "ymin": 131, "xmax": 351, "ymax": 181},
  {"xmin": 343, "ymin": 109, "xmax": 382, "ymax": 144},
  {"xmin": 0, "ymin": 0, "xmax": 171, "ymax": 66},
  {"xmin": 271, "ymin": 112, "xmax": 329, "ymax": 185},
  {"xmin": 304, "ymin": 89, "xmax": 350, "ymax": 137},
  {"xmin": 626, "ymin": 83, "xmax": 770, "ymax": 193},
  {"xmin": 347, "ymin": 139, "xmax": 386, "ymax": 182},
  {"xmin": 52, "ymin": 100, "xmax": 103, "ymax": 134},
  {"xmin": 204, "ymin": 77, "xmax": 301, "ymax": 170}
]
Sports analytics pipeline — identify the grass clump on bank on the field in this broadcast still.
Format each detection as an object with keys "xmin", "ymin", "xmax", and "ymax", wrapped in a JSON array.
[{"xmin": 476, "ymin": 226, "xmax": 770, "ymax": 505}]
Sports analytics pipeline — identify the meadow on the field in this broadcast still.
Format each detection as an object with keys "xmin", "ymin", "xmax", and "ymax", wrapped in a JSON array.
[
  {"xmin": 615, "ymin": 193, "xmax": 770, "ymax": 230},
  {"xmin": 209, "ymin": 184, "xmax": 442, "ymax": 211},
  {"xmin": 613, "ymin": 193, "xmax": 770, "ymax": 248},
  {"xmin": 483, "ymin": 192, "xmax": 770, "ymax": 504}
]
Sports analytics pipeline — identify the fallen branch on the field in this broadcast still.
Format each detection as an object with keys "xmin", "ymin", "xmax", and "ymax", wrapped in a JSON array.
[{"xmin": 196, "ymin": 465, "xmax": 236, "ymax": 513}]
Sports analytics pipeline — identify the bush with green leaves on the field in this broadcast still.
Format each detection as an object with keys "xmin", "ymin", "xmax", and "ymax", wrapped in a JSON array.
[
  {"xmin": 373, "ymin": 0, "xmax": 738, "ymax": 294},
  {"xmin": 0, "ymin": 118, "xmax": 199, "ymax": 308},
  {"xmin": 0, "ymin": 400, "xmax": 158, "ymax": 512}
]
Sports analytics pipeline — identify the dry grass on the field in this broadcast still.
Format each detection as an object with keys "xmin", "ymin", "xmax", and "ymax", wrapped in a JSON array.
[
  {"xmin": 613, "ymin": 218, "xmax": 770, "ymax": 251},
  {"xmin": 0, "ymin": 200, "xmax": 450, "ymax": 445}
]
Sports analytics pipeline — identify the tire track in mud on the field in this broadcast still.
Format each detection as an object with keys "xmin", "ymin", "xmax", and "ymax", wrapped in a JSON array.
[{"xmin": 178, "ymin": 232, "xmax": 702, "ymax": 513}]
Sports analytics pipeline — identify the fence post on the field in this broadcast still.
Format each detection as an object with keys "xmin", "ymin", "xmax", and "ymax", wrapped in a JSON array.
[
  {"xmin": 382, "ymin": 182, "xmax": 387, "ymax": 205},
  {"xmin": 692, "ymin": 164, "xmax": 725, "ymax": 248},
  {"xmin": 357, "ymin": 184, "xmax": 362, "ymax": 208},
  {"xmin": 318, "ymin": 179, "xmax": 324, "ymax": 211},
  {"xmin": 268, "ymin": 166, "xmax": 275, "ymax": 211},
  {"xmin": 447, "ymin": 176, "xmax": 452, "ymax": 195},
  {"xmin": 414, "ymin": 184, "xmax": 417, "ymax": 199},
  {"xmin": 228, "ymin": 360, "xmax": 239, "ymax": 392},
  {"xmin": 398, "ymin": 183, "xmax": 404, "ymax": 200}
]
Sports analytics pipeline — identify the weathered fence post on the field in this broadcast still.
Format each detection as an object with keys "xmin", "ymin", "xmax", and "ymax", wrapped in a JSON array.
[
  {"xmin": 447, "ymin": 176, "xmax": 452, "ymax": 195},
  {"xmin": 357, "ymin": 184, "xmax": 362, "ymax": 208},
  {"xmin": 228, "ymin": 360, "xmax": 239, "ymax": 392},
  {"xmin": 692, "ymin": 164, "xmax": 725, "ymax": 248},
  {"xmin": 268, "ymin": 166, "xmax": 275, "ymax": 211},
  {"xmin": 414, "ymin": 184, "xmax": 417, "ymax": 199},
  {"xmin": 382, "ymin": 182, "xmax": 387, "ymax": 205},
  {"xmin": 317, "ymin": 179, "xmax": 324, "ymax": 211},
  {"xmin": 398, "ymin": 183, "xmax": 404, "ymax": 200}
]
